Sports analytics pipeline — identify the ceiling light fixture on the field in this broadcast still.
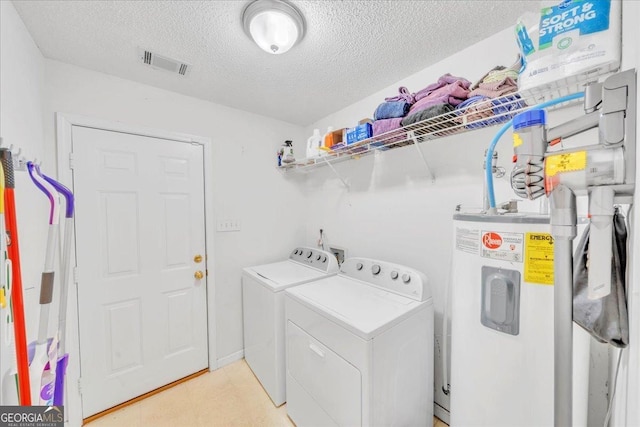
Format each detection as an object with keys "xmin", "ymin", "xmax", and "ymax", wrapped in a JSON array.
[{"xmin": 242, "ymin": 0, "xmax": 305, "ymax": 55}]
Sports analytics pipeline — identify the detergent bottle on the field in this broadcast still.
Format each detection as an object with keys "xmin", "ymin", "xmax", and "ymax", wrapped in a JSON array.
[
  {"xmin": 323, "ymin": 126, "xmax": 334, "ymax": 152},
  {"xmin": 306, "ymin": 129, "xmax": 323, "ymax": 158}
]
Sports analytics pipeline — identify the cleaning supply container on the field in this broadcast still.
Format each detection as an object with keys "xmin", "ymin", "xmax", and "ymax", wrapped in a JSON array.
[
  {"xmin": 306, "ymin": 129, "xmax": 323, "ymax": 158},
  {"xmin": 323, "ymin": 126, "xmax": 334, "ymax": 151}
]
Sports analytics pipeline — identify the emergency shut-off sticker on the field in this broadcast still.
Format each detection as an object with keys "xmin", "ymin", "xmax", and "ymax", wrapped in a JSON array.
[
  {"xmin": 481, "ymin": 231, "xmax": 524, "ymax": 262},
  {"xmin": 524, "ymin": 232, "xmax": 555, "ymax": 285}
]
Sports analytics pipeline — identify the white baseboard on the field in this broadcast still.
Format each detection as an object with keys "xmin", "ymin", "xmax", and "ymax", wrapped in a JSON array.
[
  {"xmin": 216, "ymin": 349, "xmax": 244, "ymax": 369},
  {"xmin": 434, "ymin": 403, "xmax": 450, "ymax": 425}
]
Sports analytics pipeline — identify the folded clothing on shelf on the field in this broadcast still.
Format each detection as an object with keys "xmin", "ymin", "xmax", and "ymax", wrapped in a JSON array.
[
  {"xmin": 456, "ymin": 94, "xmax": 525, "ymax": 129},
  {"xmin": 371, "ymin": 118, "xmax": 406, "ymax": 149},
  {"xmin": 384, "ymin": 86, "xmax": 416, "ymax": 104},
  {"xmin": 470, "ymin": 60, "xmax": 520, "ymax": 91},
  {"xmin": 408, "ymin": 75, "xmax": 471, "ymax": 116},
  {"xmin": 414, "ymin": 74, "xmax": 471, "ymax": 101},
  {"xmin": 404, "ymin": 103, "xmax": 459, "ymax": 138},
  {"xmin": 468, "ymin": 76, "xmax": 518, "ymax": 98},
  {"xmin": 373, "ymin": 101, "xmax": 412, "ymax": 120},
  {"xmin": 373, "ymin": 117, "xmax": 403, "ymax": 136},
  {"xmin": 401, "ymin": 103, "xmax": 455, "ymax": 127}
]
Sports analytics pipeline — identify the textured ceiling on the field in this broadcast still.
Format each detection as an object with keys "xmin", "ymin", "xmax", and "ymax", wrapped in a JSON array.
[{"xmin": 13, "ymin": 0, "xmax": 539, "ymax": 126}]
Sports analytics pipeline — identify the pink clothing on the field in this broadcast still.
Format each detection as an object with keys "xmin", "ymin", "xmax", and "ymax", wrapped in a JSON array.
[
  {"xmin": 469, "ymin": 77, "xmax": 518, "ymax": 98},
  {"xmin": 408, "ymin": 80, "xmax": 470, "ymax": 115},
  {"xmin": 373, "ymin": 118, "xmax": 403, "ymax": 136},
  {"xmin": 384, "ymin": 86, "xmax": 416, "ymax": 104},
  {"xmin": 414, "ymin": 74, "xmax": 471, "ymax": 102}
]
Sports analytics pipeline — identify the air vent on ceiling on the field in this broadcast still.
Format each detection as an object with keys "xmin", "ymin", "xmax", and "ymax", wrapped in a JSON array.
[{"xmin": 138, "ymin": 48, "xmax": 190, "ymax": 77}]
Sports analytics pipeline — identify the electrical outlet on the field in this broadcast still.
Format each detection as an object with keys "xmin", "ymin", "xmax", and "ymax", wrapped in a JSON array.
[
  {"xmin": 216, "ymin": 219, "xmax": 241, "ymax": 232},
  {"xmin": 329, "ymin": 246, "xmax": 346, "ymax": 265}
]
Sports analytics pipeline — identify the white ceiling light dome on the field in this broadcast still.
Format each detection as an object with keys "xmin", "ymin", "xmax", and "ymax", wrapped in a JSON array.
[{"xmin": 242, "ymin": 0, "xmax": 306, "ymax": 55}]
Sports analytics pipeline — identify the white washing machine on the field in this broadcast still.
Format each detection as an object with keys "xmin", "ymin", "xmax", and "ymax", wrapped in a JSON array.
[
  {"xmin": 284, "ymin": 257, "xmax": 434, "ymax": 427},
  {"xmin": 242, "ymin": 247, "xmax": 339, "ymax": 406}
]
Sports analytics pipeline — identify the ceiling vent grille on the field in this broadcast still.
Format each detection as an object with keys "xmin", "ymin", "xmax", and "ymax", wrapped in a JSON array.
[{"xmin": 139, "ymin": 49, "xmax": 190, "ymax": 77}]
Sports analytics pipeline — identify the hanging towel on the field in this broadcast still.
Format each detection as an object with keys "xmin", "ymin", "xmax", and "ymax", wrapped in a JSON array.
[
  {"xmin": 374, "ymin": 101, "xmax": 411, "ymax": 120},
  {"xmin": 384, "ymin": 86, "xmax": 416, "ymax": 104},
  {"xmin": 573, "ymin": 208, "xmax": 629, "ymax": 348}
]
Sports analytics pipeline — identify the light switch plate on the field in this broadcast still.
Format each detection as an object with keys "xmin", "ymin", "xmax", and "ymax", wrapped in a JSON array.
[{"xmin": 217, "ymin": 219, "xmax": 241, "ymax": 232}]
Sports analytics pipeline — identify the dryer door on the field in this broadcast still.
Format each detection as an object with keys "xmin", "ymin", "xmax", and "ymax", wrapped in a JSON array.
[{"xmin": 287, "ymin": 321, "xmax": 361, "ymax": 426}]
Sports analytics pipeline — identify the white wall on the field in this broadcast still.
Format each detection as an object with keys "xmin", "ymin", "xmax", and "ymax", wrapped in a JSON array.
[
  {"xmin": 0, "ymin": 0, "xmax": 48, "ymax": 401},
  {"xmin": 42, "ymin": 60, "xmax": 307, "ymax": 367}
]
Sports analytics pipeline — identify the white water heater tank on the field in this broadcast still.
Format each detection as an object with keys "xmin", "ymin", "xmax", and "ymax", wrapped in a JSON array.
[{"xmin": 450, "ymin": 212, "xmax": 590, "ymax": 427}]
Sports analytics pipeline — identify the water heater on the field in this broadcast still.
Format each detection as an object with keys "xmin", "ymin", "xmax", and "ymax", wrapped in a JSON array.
[{"xmin": 449, "ymin": 212, "xmax": 589, "ymax": 426}]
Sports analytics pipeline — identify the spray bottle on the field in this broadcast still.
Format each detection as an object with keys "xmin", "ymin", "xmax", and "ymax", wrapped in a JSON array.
[{"xmin": 279, "ymin": 140, "xmax": 295, "ymax": 165}]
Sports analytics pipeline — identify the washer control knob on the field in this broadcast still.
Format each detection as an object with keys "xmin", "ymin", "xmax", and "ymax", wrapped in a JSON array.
[
  {"xmin": 372, "ymin": 264, "xmax": 381, "ymax": 275},
  {"xmin": 293, "ymin": 249, "xmax": 298, "ymax": 255},
  {"xmin": 322, "ymin": 256, "xmax": 327, "ymax": 263},
  {"xmin": 390, "ymin": 271, "xmax": 399, "ymax": 280},
  {"xmin": 307, "ymin": 251, "xmax": 313, "ymax": 259},
  {"xmin": 316, "ymin": 254, "xmax": 322, "ymax": 261},
  {"xmin": 356, "ymin": 262, "xmax": 363, "ymax": 271},
  {"xmin": 402, "ymin": 273, "xmax": 411, "ymax": 284}
]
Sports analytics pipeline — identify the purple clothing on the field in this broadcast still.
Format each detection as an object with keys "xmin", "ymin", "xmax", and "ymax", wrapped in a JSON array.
[
  {"xmin": 408, "ymin": 80, "xmax": 470, "ymax": 115},
  {"xmin": 384, "ymin": 86, "xmax": 415, "ymax": 104},
  {"xmin": 372, "ymin": 118, "xmax": 403, "ymax": 136},
  {"xmin": 414, "ymin": 74, "xmax": 471, "ymax": 101}
]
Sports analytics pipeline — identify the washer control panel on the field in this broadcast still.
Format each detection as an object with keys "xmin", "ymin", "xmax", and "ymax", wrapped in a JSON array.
[
  {"xmin": 339, "ymin": 257, "xmax": 430, "ymax": 301},
  {"xmin": 290, "ymin": 247, "xmax": 339, "ymax": 273}
]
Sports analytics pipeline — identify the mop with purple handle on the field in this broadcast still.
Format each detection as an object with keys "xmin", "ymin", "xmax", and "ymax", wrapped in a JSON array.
[
  {"xmin": 26, "ymin": 162, "xmax": 60, "ymax": 405},
  {"xmin": 41, "ymin": 171, "xmax": 73, "ymax": 407}
]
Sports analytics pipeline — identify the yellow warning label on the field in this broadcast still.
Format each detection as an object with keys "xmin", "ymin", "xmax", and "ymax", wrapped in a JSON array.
[
  {"xmin": 513, "ymin": 133, "xmax": 523, "ymax": 148},
  {"xmin": 545, "ymin": 151, "xmax": 587, "ymax": 177},
  {"xmin": 524, "ymin": 232, "xmax": 554, "ymax": 285}
]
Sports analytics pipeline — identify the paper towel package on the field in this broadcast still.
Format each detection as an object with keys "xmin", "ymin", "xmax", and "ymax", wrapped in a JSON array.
[{"xmin": 516, "ymin": 0, "xmax": 621, "ymax": 93}]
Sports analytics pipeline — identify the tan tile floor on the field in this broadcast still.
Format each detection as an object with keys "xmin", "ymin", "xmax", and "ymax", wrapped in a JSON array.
[{"xmin": 86, "ymin": 359, "xmax": 448, "ymax": 427}]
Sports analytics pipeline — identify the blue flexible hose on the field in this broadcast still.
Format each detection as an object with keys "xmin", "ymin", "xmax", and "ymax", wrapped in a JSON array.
[{"xmin": 485, "ymin": 91, "xmax": 586, "ymax": 209}]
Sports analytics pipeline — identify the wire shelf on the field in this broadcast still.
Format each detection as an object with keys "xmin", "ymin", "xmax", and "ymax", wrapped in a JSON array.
[{"xmin": 278, "ymin": 72, "xmax": 604, "ymax": 174}]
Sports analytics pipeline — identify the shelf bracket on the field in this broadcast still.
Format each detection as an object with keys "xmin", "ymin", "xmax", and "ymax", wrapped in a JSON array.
[
  {"xmin": 407, "ymin": 130, "xmax": 435, "ymax": 182},
  {"xmin": 322, "ymin": 157, "xmax": 349, "ymax": 189}
]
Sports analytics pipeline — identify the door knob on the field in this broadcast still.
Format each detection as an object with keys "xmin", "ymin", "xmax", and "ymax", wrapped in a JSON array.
[
  {"xmin": 194, "ymin": 254, "xmax": 203, "ymax": 263},
  {"xmin": 194, "ymin": 270, "xmax": 204, "ymax": 280}
]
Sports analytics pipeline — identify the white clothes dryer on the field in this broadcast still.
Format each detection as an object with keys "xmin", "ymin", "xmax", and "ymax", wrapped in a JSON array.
[
  {"xmin": 242, "ymin": 247, "xmax": 339, "ymax": 406},
  {"xmin": 284, "ymin": 257, "xmax": 433, "ymax": 427}
]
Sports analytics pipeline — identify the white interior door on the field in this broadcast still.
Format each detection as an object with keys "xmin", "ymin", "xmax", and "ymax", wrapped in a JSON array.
[{"xmin": 71, "ymin": 126, "xmax": 209, "ymax": 417}]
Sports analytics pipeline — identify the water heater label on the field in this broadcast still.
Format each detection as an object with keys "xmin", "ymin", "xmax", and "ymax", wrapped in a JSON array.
[
  {"xmin": 481, "ymin": 231, "xmax": 523, "ymax": 262},
  {"xmin": 455, "ymin": 227, "xmax": 480, "ymax": 254},
  {"xmin": 524, "ymin": 232, "xmax": 555, "ymax": 285}
]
